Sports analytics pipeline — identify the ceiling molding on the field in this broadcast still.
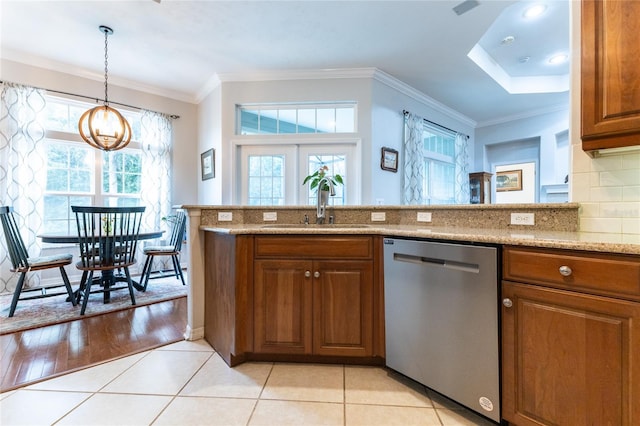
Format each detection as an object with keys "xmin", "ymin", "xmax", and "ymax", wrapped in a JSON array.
[
  {"xmin": 1, "ymin": 48, "xmax": 197, "ymax": 104},
  {"xmin": 205, "ymin": 67, "xmax": 477, "ymax": 128},
  {"xmin": 476, "ymin": 102, "xmax": 569, "ymax": 128},
  {"xmin": 371, "ymin": 69, "xmax": 477, "ymax": 128}
]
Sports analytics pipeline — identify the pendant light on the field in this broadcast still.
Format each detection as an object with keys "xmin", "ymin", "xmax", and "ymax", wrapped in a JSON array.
[{"xmin": 78, "ymin": 25, "xmax": 131, "ymax": 151}]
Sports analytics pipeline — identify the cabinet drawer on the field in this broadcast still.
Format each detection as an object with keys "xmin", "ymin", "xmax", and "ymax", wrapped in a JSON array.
[
  {"xmin": 255, "ymin": 236, "xmax": 373, "ymax": 259},
  {"xmin": 503, "ymin": 246, "xmax": 640, "ymax": 301}
]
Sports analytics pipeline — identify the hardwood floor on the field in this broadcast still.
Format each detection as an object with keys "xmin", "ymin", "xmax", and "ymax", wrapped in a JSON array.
[{"xmin": 0, "ymin": 297, "xmax": 187, "ymax": 393}]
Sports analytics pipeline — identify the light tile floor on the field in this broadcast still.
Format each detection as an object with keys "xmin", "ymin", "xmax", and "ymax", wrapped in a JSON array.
[{"xmin": 0, "ymin": 339, "xmax": 497, "ymax": 425}]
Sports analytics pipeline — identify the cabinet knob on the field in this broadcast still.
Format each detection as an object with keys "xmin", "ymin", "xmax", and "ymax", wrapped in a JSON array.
[
  {"xmin": 503, "ymin": 298, "xmax": 513, "ymax": 308},
  {"xmin": 314, "ymin": 271, "xmax": 320, "ymax": 278},
  {"xmin": 305, "ymin": 270, "xmax": 311, "ymax": 278},
  {"xmin": 559, "ymin": 265, "xmax": 572, "ymax": 277}
]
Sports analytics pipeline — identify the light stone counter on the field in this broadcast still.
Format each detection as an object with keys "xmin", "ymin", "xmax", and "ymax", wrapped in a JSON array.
[
  {"xmin": 178, "ymin": 204, "xmax": 639, "ymax": 341},
  {"xmin": 200, "ymin": 223, "xmax": 640, "ymax": 255}
]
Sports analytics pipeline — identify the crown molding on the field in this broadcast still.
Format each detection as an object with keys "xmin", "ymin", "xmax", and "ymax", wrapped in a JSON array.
[
  {"xmin": 370, "ymin": 68, "xmax": 477, "ymax": 128},
  {"xmin": 476, "ymin": 102, "xmax": 569, "ymax": 128},
  {"xmin": 1, "ymin": 49, "xmax": 197, "ymax": 104}
]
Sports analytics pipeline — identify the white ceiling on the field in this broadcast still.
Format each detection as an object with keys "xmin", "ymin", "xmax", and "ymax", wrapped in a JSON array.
[{"xmin": 0, "ymin": 0, "xmax": 570, "ymax": 125}]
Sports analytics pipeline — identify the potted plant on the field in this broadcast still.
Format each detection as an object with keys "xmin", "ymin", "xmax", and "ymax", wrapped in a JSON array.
[{"xmin": 302, "ymin": 165, "xmax": 343, "ymax": 193}]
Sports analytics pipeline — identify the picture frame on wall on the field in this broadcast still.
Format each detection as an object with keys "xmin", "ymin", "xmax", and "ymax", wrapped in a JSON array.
[
  {"xmin": 496, "ymin": 169, "xmax": 523, "ymax": 192},
  {"xmin": 381, "ymin": 147, "xmax": 398, "ymax": 172},
  {"xmin": 201, "ymin": 149, "xmax": 214, "ymax": 180}
]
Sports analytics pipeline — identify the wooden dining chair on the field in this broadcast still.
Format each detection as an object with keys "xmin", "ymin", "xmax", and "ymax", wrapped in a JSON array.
[
  {"xmin": 72, "ymin": 206, "xmax": 145, "ymax": 315},
  {"xmin": 0, "ymin": 206, "xmax": 77, "ymax": 317},
  {"xmin": 139, "ymin": 210, "xmax": 187, "ymax": 291}
]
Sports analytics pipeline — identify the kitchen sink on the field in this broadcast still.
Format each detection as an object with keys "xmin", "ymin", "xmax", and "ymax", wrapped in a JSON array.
[{"xmin": 261, "ymin": 223, "xmax": 370, "ymax": 229}]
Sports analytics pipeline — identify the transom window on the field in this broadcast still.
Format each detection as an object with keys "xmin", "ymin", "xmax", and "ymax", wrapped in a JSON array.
[{"xmin": 238, "ymin": 103, "xmax": 356, "ymax": 135}]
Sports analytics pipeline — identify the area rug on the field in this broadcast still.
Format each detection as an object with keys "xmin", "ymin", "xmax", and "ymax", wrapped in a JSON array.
[{"xmin": 0, "ymin": 275, "xmax": 187, "ymax": 335}]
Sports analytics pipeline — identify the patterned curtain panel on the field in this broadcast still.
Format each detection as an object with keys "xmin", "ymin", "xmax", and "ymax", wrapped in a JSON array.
[
  {"xmin": 454, "ymin": 132, "xmax": 470, "ymax": 204},
  {"xmin": 402, "ymin": 112, "xmax": 425, "ymax": 205},
  {"xmin": 0, "ymin": 83, "xmax": 48, "ymax": 293},
  {"xmin": 138, "ymin": 110, "xmax": 173, "ymax": 271}
]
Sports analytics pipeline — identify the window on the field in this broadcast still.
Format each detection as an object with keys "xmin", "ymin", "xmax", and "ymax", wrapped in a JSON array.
[
  {"xmin": 247, "ymin": 154, "xmax": 286, "ymax": 205},
  {"xmin": 42, "ymin": 97, "xmax": 143, "ymax": 234},
  {"xmin": 238, "ymin": 142, "xmax": 357, "ymax": 205},
  {"xmin": 422, "ymin": 124, "xmax": 456, "ymax": 205},
  {"xmin": 238, "ymin": 103, "xmax": 356, "ymax": 135}
]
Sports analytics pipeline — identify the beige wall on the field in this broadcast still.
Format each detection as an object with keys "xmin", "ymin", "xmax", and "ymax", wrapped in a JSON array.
[
  {"xmin": 1, "ymin": 59, "xmax": 200, "ymax": 206},
  {"xmin": 569, "ymin": 2, "xmax": 640, "ymax": 243}
]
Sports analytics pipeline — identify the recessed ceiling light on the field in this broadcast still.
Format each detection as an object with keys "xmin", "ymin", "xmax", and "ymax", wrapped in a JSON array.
[
  {"xmin": 501, "ymin": 35, "xmax": 515, "ymax": 45},
  {"xmin": 519, "ymin": 56, "xmax": 531, "ymax": 63},
  {"xmin": 523, "ymin": 4, "xmax": 547, "ymax": 19},
  {"xmin": 548, "ymin": 53, "xmax": 568, "ymax": 64}
]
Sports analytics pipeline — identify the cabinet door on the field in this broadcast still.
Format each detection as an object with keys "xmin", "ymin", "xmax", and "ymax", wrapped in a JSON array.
[
  {"xmin": 312, "ymin": 260, "xmax": 373, "ymax": 357},
  {"xmin": 581, "ymin": 0, "xmax": 640, "ymax": 151},
  {"xmin": 254, "ymin": 260, "xmax": 313, "ymax": 354},
  {"xmin": 502, "ymin": 281, "xmax": 640, "ymax": 426}
]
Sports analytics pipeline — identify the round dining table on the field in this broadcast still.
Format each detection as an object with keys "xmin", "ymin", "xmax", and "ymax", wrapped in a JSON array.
[{"xmin": 38, "ymin": 230, "xmax": 164, "ymax": 300}]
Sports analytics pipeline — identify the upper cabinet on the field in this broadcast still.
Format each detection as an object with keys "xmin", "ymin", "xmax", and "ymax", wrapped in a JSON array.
[{"xmin": 581, "ymin": 0, "xmax": 640, "ymax": 154}]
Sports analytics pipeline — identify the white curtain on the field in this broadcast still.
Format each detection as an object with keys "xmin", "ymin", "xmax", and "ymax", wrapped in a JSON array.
[
  {"xmin": 0, "ymin": 83, "xmax": 48, "ymax": 292},
  {"xmin": 138, "ymin": 110, "xmax": 173, "ymax": 270},
  {"xmin": 402, "ymin": 112, "xmax": 425, "ymax": 204},
  {"xmin": 454, "ymin": 132, "xmax": 470, "ymax": 204}
]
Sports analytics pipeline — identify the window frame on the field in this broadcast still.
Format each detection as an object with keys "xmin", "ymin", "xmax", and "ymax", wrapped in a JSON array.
[
  {"xmin": 232, "ymin": 136, "xmax": 361, "ymax": 205},
  {"xmin": 42, "ymin": 96, "xmax": 144, "ymax": 235}
]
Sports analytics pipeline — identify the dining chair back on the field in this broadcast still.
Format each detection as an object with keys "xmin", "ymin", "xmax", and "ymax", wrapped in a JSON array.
[
  {"xmin": 139, "ymin": 210, "xmax": 187, "ymax": 291},
  {"xmin": 0, "ymin": 206, "xmax": 76, "ymax": 317},
  {"xmin": 71, "ymin": 206, "xmax": 145, "ymax": 315}
]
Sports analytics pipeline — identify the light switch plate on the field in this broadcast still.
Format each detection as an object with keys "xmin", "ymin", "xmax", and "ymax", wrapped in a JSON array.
[
  {"xmin": 263, "ymin": 212, "xmax": 277, "ymax": 221},
  {"xmin": 510, "ymin": 213, "xmax": 535, "ymax": 226},
  {"xmin": 218, "ymin": 212, "xmax": 233, "ymax": 222},
  {"xmin": 371, "ymin": 212, "xmax": 386, "ymax": 222},
  {"xmin": 417, "ymin": 212, "xmax": 432, "ymax": 222}
]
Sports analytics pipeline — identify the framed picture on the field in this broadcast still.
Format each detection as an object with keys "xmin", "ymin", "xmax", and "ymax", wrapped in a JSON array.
[
  {"xmin": 496, "ymin": 169, "xmax": 523, "ymax": 192},
  {"xmin": 381, "ymin": 147, "xmax": 398, "ymax": 172},
  {"xmin": 201, "ymin": 149, "xmax": 214, "ymax": 180}
]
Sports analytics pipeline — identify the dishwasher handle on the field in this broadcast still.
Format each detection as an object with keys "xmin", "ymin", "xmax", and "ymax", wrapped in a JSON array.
[{"xmin": 392, "ymin": 252, "xmax": 480, "ymax": 273}]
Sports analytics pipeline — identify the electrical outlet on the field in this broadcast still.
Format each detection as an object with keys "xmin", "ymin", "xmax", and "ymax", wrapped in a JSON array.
[
  {"xmin": 371, "ymin": 212, "xmax": 386, "ymax": 222},
  {"xmin": 263, "ymin": 212, "xmax": 277, "ymax": 221},
  {"xmin": 417, "ymin": 212, "xmax": 432, "ymax": 222},
  {"xmin": 218, "ymin": 212, "xmax": 233, "ymax": 222},
  {"xmin": 510, "ymin": 213, "xmax": 535, "ymax": 226}
]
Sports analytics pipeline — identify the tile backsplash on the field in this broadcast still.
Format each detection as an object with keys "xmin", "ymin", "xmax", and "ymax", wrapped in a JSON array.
[{"xmin": 571, "ymin": 145, "xmax": 640, "ymax": 241}]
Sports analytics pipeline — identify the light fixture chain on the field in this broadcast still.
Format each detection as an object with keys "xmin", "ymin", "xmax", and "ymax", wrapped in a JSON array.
[{"xmin": 104, "ymin": 28, "xmax": 109, "ymax": 105}]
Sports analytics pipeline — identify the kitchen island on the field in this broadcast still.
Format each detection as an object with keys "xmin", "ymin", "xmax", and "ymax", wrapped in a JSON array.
[{"xmin": 179, "ymin": 204, "xmax": 639, "ymax": 426}]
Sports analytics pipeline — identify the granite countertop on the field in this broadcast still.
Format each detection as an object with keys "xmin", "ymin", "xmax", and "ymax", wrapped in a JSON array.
[{"xmin": 200, "ymin": 223, "xmax": 640, "ymax": 255}]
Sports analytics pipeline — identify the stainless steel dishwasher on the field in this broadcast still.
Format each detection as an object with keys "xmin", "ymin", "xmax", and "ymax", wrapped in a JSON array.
[{"xmin": 383, "ymin": 238, "xmax": 500, "ymax": 423}]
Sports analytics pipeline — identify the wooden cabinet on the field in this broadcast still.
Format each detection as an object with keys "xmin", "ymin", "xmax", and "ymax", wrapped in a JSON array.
[
  {"xmin": 581, "ymin": 0, "xmax": 640, "ymax": 153},
  {"xmin": 501, "ymin": 246, "xmax": 640, "ymax": 426},
  {"xmin": 253, "ymin": 235, "xmax": 376, "ymax": 358},
  {"xmin": 469, "ymin": 172, "xmax": 492, "ymax": 204}
]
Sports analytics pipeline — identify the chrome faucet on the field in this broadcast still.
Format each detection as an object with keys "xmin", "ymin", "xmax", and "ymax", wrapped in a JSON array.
[{"xmin": 316, "ymin": 176, "xmax": 336, "ymax": 224}]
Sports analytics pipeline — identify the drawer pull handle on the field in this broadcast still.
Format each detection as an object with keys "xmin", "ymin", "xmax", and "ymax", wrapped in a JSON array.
[
  {"xmin": 305, "ymin": 270, "xmax": 311, "ymax": 278},
  {"xmin": 503, "ymin": 298, "xmax": 513, "ymax": 308},
  {"xmin": 314, "ymin": 271, "xmax": 320, "ymax": 278},
  {"xmin": 559, "ymin": 265, "xmax": 572, "ymax": 277}
]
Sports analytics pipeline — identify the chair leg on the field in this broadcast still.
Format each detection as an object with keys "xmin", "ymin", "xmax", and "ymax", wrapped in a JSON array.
[
  {"xmin": 8, "ymin": 272, "xmax": 27, "ymax": 317},
  {"xmin": 59, "ymin": 266, "xmax": 77, "ymax": 307},
  {"xmin": 124, "ymin": 267, "xmax": 136, "ymax": 306},
  {"xmin": 80, "ymin": 271, "xmax": 94, "ymax": 315},
  {"xmin": 76, "ymin": 271, "xmax": 88, "ymax": 305},
  {"xmin": 172, "ymin": 255, "xmax": 186, "ymax": 286},
  {"xmin": 141, "ymin": 255, "xmax": 154, "ymax": 292}
]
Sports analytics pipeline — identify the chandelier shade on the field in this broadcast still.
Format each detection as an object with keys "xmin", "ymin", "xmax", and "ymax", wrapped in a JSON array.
[{"xmin": 78, "ymin": 25, "xmax": 132, "ymax": 151}]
